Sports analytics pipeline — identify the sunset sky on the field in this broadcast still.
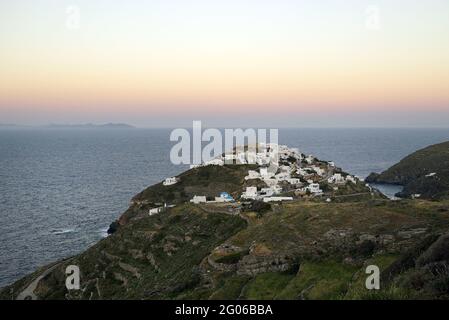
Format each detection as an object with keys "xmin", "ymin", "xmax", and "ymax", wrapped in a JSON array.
[{"xmin": 1, "ymin": 0, "xmax": 449, "ymax": 127}]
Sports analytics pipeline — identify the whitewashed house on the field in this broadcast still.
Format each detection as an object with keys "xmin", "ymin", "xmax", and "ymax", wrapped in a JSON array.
[
  {"xmin": 260, "ymin": 167, "xmax": 274, "ymax": 178},
  {"xmin": 260, "ymin": 185, "xmax": 282, "ymax": 197},
  {"xmin": 149, "ymin": 206, "xmax": 164, "ymax": 216},
  {"xmin": 214, "ymin": 192, "xmax": 234, "ymax": 203},
  {"xmin": 287, "ymin": 178, "xmax": 301, "ymax": 185},
  {"xmin": 204, "ymin": 158, "xmax": 224, "ymax": 166},
  {"xmin": 306, "ymin": 183, "xmax": 323, "ymax": 195},
  {"xmin": 245, "ymin": 170, "xmax": 260, "ymax": 180},
  {"xmin": 224, "ymin": 154, "xmax": 237, "ymax": 162},
  {"xmin": 263, "ymin": 196, "xmax": 293, "ymax": 203},
  {"xmin": 246, "ymin": 151, "xmax": 257, "ymax": 164},
  {"xmin": 260, "ymin": 187, "xmax": 274, "ymax": 197},
  {"xmin": 236, "ymin": 153, "xmax": 247, "ymax": 164},
  {"xmin": 328, "ymin": 173, "xmax": 346, "ymax": 185},
  {"xmin": 163, "ymin": 177, "xmax": 178, "ymax": 186},
  {"xmin": 190, "ymin": 195, "xmax": 207, "ymax": 204},
  {"xmin": 241, "ymin": 187, "xmax": 258, "ymax": 200}
]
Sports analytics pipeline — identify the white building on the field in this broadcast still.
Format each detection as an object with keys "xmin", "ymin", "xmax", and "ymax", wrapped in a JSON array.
[
  {"xmin": 163, "ymin": 177, "xmax": 178, "ymax": 186},
  {"xmin": 214, "ymin": 192, "xmax": 234, "ymax": 203},
  {"xmin": 328, "ymin": 173, "xmax": 346, "ymax": 185},
  {"xmin": 306, "ymin": 183, "xmax": 323, "ymax": 195},
  {"xmin": 190, "ymin": 195, "xmax": 207, "ymax": 204},
  {"xmin": 260, "ymin": 187, "xmax": 274, "ymax": 197},
  {"xmin": 149, "ymin": 207, "xmax": 164, "ymax": 216},
  {"xmin": 260, "ymin": 185, "xmax": 282, "ymax": 197},
  {"xmin": 204, "ymin": 158, "xmax": 224, "ymax": 166},
  {"xmin": 246, "ymin": 151, "xmax": 257, "ymax": 164},
  {"xmin": 236, "ymin": 153, "xmax": 247, "ymax": 164},
  {"xmin": 287, "ymin": 178, "xmax": 301, "ymax": 185},
  {"xmin": 224, "ymin": 154, "xmax": 237, "ymax": 162},
  {"xmin": 263, "ymin": 196, "xmax": 293, "ymax": 203},
  {"xmin": 245, "ymin": 170, "xmax": 260, "ymax": 180},
  {"xmin": 260, "ymin": 167, "xmax": 274, "ymax": 178},
  {"xmin": 241, "ymin": 187, "xmax": 258, "ymax": 200}
]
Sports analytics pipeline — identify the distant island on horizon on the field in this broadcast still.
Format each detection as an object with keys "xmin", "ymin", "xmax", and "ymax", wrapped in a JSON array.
[
  {"xmin": 0, "ymin": 123, "xmax": 135, "ymax": 129},
  {"xmin": 46, "ymin": 123, "xmax": 135, "ymax": 129}
]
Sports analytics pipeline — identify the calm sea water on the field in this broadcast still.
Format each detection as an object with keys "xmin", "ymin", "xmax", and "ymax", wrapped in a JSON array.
[{"xmin": 1, "ymin": 127, "xmax": 449, "ymax": 287}]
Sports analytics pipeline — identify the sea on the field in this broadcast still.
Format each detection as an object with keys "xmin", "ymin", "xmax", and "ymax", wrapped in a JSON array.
[{"xmin": 1, "ymin": 127, "xmax": 449, "ymax": 287}]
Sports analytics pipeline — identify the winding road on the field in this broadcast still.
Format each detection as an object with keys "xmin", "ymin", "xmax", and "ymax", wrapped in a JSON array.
[{"xmin": 16, "ymin": 263, "xmax": 61, "ymax": 300}]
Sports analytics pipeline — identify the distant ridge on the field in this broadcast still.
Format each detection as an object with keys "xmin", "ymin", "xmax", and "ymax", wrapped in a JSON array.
[
  {"xmin": 0, "ymin": 123, "xmax": 22, "ymax": 127},
  {"xmin": 366, "ymin": 141, "xmax": 449, "ymax": 199},
  {"xmin": 45, "ymin": 123, "xmax": 135, "ymax": 129}
]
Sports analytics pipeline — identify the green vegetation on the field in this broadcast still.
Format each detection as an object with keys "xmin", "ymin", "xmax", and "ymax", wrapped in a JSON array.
[
  {"xmin": 367, "ymin": 141, "xmax": 449, "ymax": 199},
  {"xmin": 209, "ymin": 275, "xmax": 251, "ymax": 300},
  {"xmin": 277, "ymin": 261, "xmax": 357, "ymax": 300},
  {"xmin": 241, "ymin": 272, "xmax": 295, "ymax": 300}
]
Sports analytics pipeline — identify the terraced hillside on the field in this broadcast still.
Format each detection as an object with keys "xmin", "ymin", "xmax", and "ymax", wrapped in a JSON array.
[{"xmin": 2, "ymin": 147, "xmax": 449, "ymax": 300}]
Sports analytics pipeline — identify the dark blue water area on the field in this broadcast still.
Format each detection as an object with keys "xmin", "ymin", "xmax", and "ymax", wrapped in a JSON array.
[{"xmin": 0, "ymin": 127, "xmax": 448, "ymax": 286}]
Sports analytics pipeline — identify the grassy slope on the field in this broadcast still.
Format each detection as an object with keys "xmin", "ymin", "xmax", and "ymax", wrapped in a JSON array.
[
  {"xmin": 184, "ymin": 199, "xmax": 449, "ymax": 300},
  {"xmin": 2, "ymin": 198, "xmax": 449, "ymax": 300},
  {"xmin": 3, "ymin": 157, "xmax": 449, "ymax": 300},
  {"xmin": 1, "ymin": 204, "xmax": 247, "ymax": 299}
]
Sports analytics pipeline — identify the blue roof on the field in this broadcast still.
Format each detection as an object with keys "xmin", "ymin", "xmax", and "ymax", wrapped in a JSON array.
[{"xmin": 220, "ymin": 192, "xmax": 234, "ymax": 200}]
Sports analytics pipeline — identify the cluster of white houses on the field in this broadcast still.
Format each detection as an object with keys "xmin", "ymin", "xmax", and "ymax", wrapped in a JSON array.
[
  {"xmin": 189, "ymin": 143, "xmax": 286, "ymax": 168},
  {"xmin": 154, "ymin": 143, "xmax": 362, "ymax": 212}
]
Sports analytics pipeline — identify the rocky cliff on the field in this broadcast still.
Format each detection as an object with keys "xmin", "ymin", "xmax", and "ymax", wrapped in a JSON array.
[{"xmin": 366, "ymin": 141, "xmax": 449, "ymax": 199}]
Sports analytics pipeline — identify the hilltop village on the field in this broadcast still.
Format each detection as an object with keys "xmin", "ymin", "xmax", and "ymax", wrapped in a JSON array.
[{"xmin": 151, "ymin": 143, "xmax": 370, "ymax": 216}]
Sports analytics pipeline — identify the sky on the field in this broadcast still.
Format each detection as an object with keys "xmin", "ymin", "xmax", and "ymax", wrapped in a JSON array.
[{"xmin": 1, "ymin": 0, "xmax": 449, "ymax": 127}]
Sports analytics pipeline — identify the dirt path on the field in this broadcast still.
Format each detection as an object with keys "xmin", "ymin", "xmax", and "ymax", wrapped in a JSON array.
[
  {"xmin": 16, "ymin": 263, "xmax": 61, "ymax": 300},
  {"xmin": 332, "ymin": 192, "xmax": 372, "ymax": 198}
]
